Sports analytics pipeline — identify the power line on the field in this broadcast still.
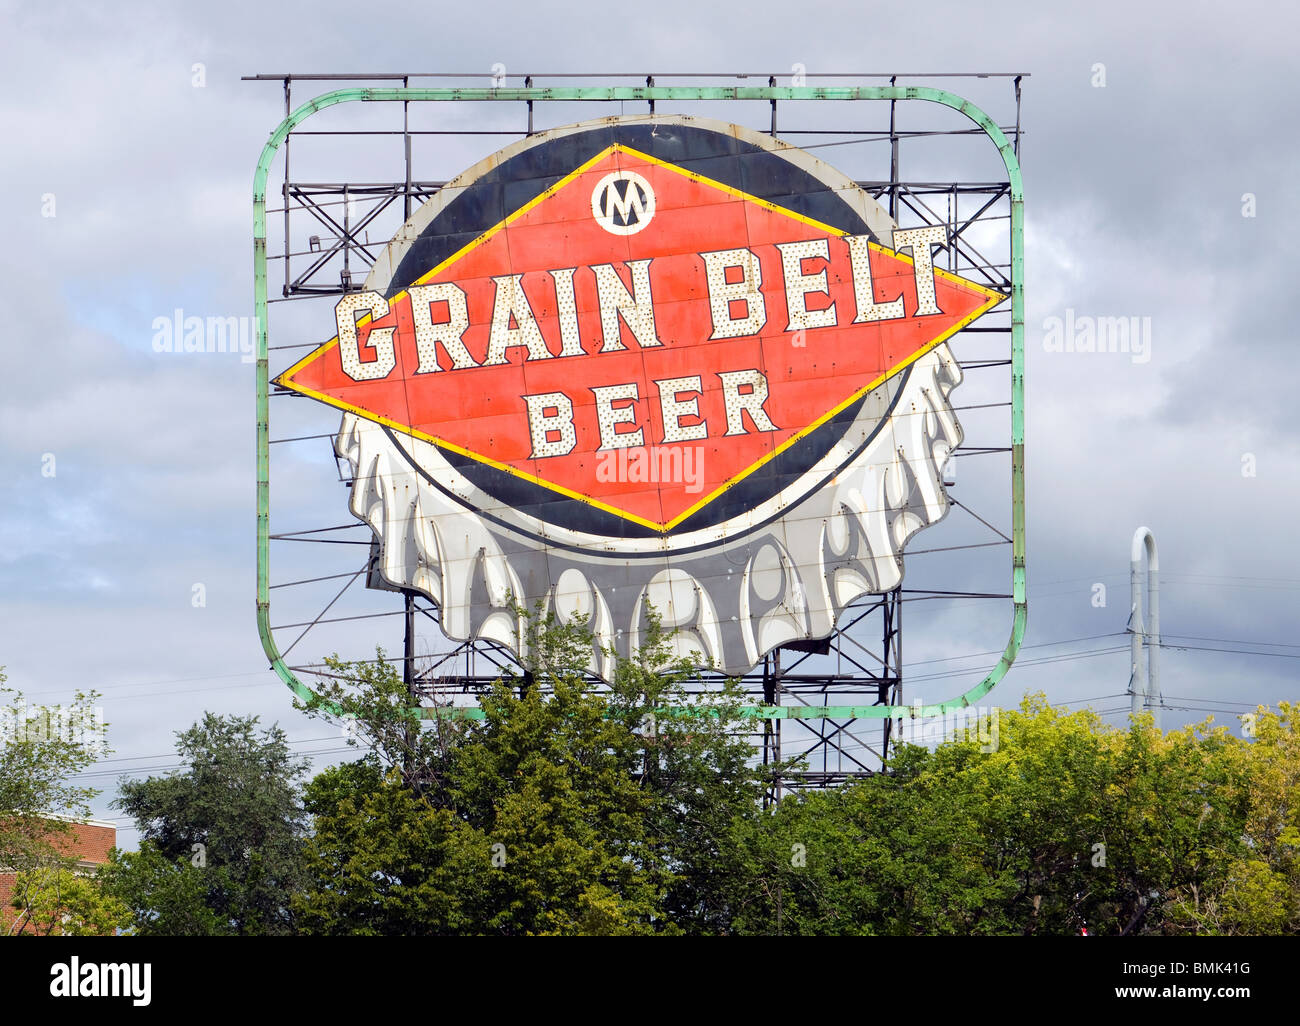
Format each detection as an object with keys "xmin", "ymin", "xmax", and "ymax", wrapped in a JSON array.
[
  {"xmin": 22, "ymin": 670, "xmax": 271, "ymax": 699},
  {"xmin": 1161, "ymin": 642, "xmax": 1300, "ymax": 660},
  {"xmin": 906, "ymin": 646, "xmax": 1128, "ymax": 685},
  {"xmin": 1162, "ymin": 633, "xmax": 1300, "ymax": 650},
  {"xmin": 83, "ymin": 735, "xmax": 347, "ymax": 766},
  {"xmin": 70, "ymin": 737, "xmax": 357, "ymax": 782},
  {"xmin": 1158, "ymin": 694, "xmax": 1271, "ymax": 711},
  {"xmin": 1159, "ymin": 702, "xmax": 1268, "ymax": 712},
  {"xmin": 14, "ymin": 630, "xmax": 1134, "ymax": 705},
  {"xmin": 1034, "ymin": 572, "xmax": 1300, "ymax": 588},
  {"xmin": 71, "ymin": 746, "xmax": 357, "ymax": 783},
  {"xmin": 1161, "ymin": 573, "xmax": 1300, "ymax": 586},
  {"xmin": 905, "ymin": 632, "xmax": 1125, "ymax": 667}
]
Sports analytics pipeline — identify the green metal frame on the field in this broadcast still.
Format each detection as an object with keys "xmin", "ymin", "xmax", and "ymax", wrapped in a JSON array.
[{"xmin": 255, "ymin": 86, "xmax": 1025, "ymax": 722}]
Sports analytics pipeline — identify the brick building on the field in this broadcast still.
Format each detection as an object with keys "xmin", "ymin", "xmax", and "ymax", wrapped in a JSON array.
[{"xmin": 1, "ymin": 818, "xmax": 116, "ymax": 935}]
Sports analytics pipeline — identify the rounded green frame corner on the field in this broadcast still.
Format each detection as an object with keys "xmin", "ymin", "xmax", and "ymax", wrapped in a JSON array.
[{"xmin": 254, "ymin": 85, "xmax": 1026, "ymax": 723}]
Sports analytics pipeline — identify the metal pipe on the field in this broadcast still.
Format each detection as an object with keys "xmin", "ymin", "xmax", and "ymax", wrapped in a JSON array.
[{"xmin": 1130, "ymin": 527, "xmax": 1160, "ymax": 726}]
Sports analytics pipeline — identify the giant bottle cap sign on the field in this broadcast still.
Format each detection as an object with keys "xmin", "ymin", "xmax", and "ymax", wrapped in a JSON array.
[{"xmin": 276, "ymin": 115, "xmax": 1004, "ymax": 677}]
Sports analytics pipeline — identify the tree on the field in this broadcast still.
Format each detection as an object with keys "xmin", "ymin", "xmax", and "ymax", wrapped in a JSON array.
[
  {"xmin": 295, "ymin": 759, "xmax": 484, "ymax": 935},
  {"xmin": 91, "ymin": 643, "xmax": 1300, "ymax": 935},
  {"xmin": 1161, "ymin": 702, "xmax": 1300, "ymax": 934},
  {"xmin": 722, "ymin": 742, "xmax": 1013, "ymax": 936},
  {"xmin": 1234, "ymin": 702, "xmax": 1300, "ymax": 932},
  {"xmin": 105, "ymin": 713, "xmax": 309, "ymax": 936},
  {"xmin": 0, "ymin": 672, "xmax": 109, "ymax": 878},
  {"xmin": 296, "ymin": 606, "xmax": 770, "ymax": 934},
  {"xmin": 99, "ymin": 842, "xmax": 226, "ymax": 937},
  {"xmin": 294, "ymin": 648, "xmax": 454, "ymax": 799},
  {"xmin": 602, "ymin": 612, "xmax": 776, "ymax": 933},
  {"xmin": 8, "ymin": 865, "xmax": 128, "ymax": 937},
  {"xmin": 296, "ymin": 612, "xmax": 669, "ymax": 934},
  {"xmin": 720, "ymin": 696, "xmax": 1300, "ymax": 936}
]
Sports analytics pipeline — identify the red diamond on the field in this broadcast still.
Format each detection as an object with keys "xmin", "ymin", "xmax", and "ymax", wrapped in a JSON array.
[{"xmin": 277, "ymin": 144, "xmax": 1003, "ymax": 531}]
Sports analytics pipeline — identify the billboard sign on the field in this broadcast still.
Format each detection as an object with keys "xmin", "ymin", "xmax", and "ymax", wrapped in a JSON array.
[{"xmin": 275, "ymin": 115, "xmax": 1004, "ymax": 677}]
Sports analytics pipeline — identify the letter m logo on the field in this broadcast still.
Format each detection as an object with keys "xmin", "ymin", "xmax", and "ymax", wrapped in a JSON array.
[{"xmin": 592, "ymin": 170, "xmax": 656, "ymax": 236}]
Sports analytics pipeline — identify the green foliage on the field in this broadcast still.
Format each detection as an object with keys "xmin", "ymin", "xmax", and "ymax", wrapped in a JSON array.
[
  {"xmin": 295, "ymin": 606, "xmax": 770, "ymax": 934},
  {"xmin": 297, "ymin": 612, "xmax": 658, "ymax": 934},
  {"xmin": 7, "ymin": 864, "xmax": 129, "ymax": 937},
  {"xmin": 291, "ymin": 762, "xmax": 482, "ymax": 935},
  {"xmin": 295, "ymin": 650, "xmax": 453, "ymax": 798},
  {"xmin": 602, "ymin": 610, "xmax": 777, "ymax": 932},
  {"xmin": 100, "ymin": 842, "xmax": 226, "ymax": 936},
  {"xmin": 0, "ymin": 672, "xmax": 109, "ymax": 873},
  {"xmin": 107, "ymin": 713, "xmax": 310, "ymax": 936},
  {"xmin": 723, "ymin": 696, "xmax": 1300, "ymax": 936},
  {"xmin": 1161, "ymin": 702, "xmax": 1300, "ymax": 934},
  {"xmin": 95, "ymin": 626, "xmax": 1300, "ymax": 936}
]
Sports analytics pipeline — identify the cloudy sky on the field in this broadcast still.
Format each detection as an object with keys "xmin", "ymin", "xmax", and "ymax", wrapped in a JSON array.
[{"xmin": 2, "ymin": 0, "xmax": 1295, "ymax": 845}]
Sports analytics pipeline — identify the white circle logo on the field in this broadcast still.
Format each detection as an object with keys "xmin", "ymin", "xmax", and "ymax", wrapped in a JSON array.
[{"xmin": 591, "ymin": 170, "xmax": 656, "ymax": 235}]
